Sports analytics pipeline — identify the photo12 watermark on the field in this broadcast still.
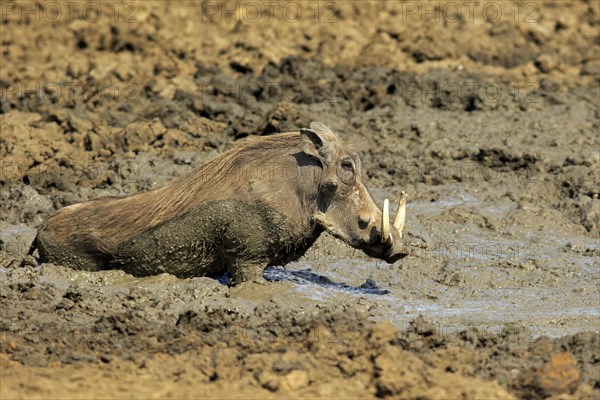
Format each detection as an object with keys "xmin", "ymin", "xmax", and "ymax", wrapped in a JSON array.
[
  {"xmin": 1, "ymin": 1, "xmax": 140, "ymax": 24},
  {"xmin": 198, "ymin": 80, "xmax": 340, "ymax": 104},
  {"xmin": 197, "ymin": 79, "xmax": 541, "ymax": 108},
  {"xmin": 303, "ymin": 237, "xmax": 541, "ymax": 264},
  {"xmin": 199, "ymin": 1, "xmax": 340, "ymax": 23},
  {"xmin": 0, "ymin": 319, "xmax": 542, "ymax": 348},
  {"xmin": 394, "ymin": 319, "xmax": 542, "ymax": 345},
  {"xmin": 1, "ymin": 81, "xmax": 140, "ymax": 106},
  {"xmin": 396, "ymin": 160, "xmax": 540, "ymax": 185},
  {"xmin": 398, "ymin": 1, "xmax": 540, "ymax": 23},
  {"xmin": 394, "ymin": 80, "xmax": 541, "ymax": 107}
]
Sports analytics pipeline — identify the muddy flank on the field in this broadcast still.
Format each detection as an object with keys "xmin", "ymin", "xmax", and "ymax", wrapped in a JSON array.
[{"xmin": 1, "ymin": 1, "xmax": 599, "ymax": 399}]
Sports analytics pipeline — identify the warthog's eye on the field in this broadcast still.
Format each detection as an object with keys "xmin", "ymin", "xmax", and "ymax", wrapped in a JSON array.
[
  {"xmin": 341, "ymin": 159, "xmax": 354, "ymax": 172},
  {"xmin": 338, "ymin": 158, "xmax": 355, "ymax": 184}
]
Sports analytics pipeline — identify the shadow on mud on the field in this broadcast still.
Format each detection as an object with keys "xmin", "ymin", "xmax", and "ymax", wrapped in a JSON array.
[
  {"xmin": 213, "ymin": 267, "xmax": 389, "ymax": 294},
  {"xmin": 263, "ymin": 266, "xmax": 390, "ymax": 295}
]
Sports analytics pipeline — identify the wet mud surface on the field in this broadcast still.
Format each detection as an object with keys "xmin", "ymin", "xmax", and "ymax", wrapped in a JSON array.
[{"xmin": 1, "ymin": 1, "xmax": 599, "ymax": 398}]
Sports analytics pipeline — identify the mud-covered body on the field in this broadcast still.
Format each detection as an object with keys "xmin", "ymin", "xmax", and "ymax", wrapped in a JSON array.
[
  {"xmin": 38, "ymin": 200, "xmax": 321, "ymax": 282},
  {"xmin": 37, "ymin": 123, "xmax": 407, "ymax": 284},
  {"xmin": 112, "ymin": 200, "xmax": 322, "ymax": 281}
]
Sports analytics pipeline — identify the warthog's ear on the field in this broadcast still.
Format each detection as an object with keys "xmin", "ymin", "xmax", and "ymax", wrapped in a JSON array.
[
  {"xmin": 310, "ymin": 122, "xmax": 337, "ymax": 137},
  {"xmin": 300, "ymin": 128, "xmax": 334, "ymax": 165}
]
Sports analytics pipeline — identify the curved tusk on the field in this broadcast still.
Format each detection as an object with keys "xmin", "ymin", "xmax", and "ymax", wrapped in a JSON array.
[
  {"xmin": 393, "ymin": 191, "xmax": 406, "ymax": 237},
  {"xmin": 382, "ymin": 198, "xmax": 390, "ymax": 244}
]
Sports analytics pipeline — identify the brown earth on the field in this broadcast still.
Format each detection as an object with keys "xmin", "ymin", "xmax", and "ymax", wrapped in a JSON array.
[{"xmin": 1, "ymin": 1, "xmax": 599, "ymax": 399}]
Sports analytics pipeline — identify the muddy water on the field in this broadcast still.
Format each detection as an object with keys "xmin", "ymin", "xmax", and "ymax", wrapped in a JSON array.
[{"xmin": 12, "ymin": 182, "xmax": 597, "ymax": 340}]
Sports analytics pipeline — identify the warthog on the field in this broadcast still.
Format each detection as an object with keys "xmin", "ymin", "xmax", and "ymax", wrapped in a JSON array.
[{"xmin": 37, "ymin": 122, "xmax": 408, "ymax": 284}]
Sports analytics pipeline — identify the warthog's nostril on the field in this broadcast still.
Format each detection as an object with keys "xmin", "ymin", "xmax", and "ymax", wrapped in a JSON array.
[{"xmin": 358, "ymin": 210, "xmax": 372, "ymax": 226}]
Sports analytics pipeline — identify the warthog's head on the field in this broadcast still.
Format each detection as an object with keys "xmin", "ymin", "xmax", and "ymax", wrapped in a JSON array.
[{"xmin": 302, "ymin": 122, "xmax": 408, "ymax": 263}]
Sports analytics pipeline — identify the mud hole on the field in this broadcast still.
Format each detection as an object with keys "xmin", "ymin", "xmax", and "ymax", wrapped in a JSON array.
[{"xmin": 1, "ymin": 1, "xmax": 599, "ymax": 399}]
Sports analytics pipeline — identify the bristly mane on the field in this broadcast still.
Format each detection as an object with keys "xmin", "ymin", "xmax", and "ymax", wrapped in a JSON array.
[{"xmin": 48, "ymin": 132, "xmax": 309, "ymax": 253}]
